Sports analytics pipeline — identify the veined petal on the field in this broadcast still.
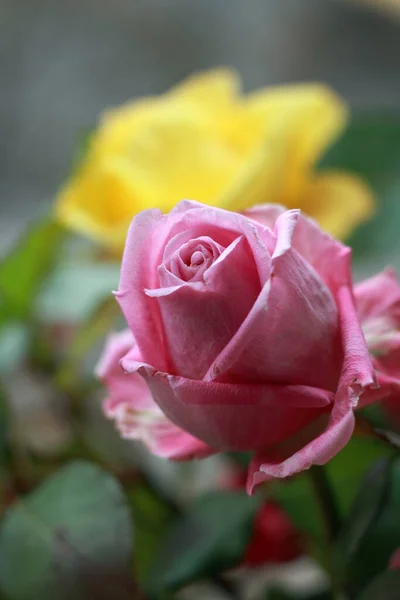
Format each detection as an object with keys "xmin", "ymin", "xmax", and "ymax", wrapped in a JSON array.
[
  {"xmin": 121, "ymin": 356, "xmax": 332, "ymax": 453},
  {"xmin": 247, "ymin": 284, "xmax": 377, "ymax": 492}
]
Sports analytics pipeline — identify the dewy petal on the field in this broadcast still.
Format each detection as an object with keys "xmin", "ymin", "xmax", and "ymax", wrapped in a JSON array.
[
  {"xmin": 301, "ymin": 171, "xmax": 374, "ymax": 240},
  {"xmin": 247, "ymin": 285, "xmax": 377, "ymax": 493}
]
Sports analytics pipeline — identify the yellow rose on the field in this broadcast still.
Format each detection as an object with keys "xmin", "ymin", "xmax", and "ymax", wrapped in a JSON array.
[{"xmin": 56, "ymin": 68, "xmax": 373, "ymax": 251}]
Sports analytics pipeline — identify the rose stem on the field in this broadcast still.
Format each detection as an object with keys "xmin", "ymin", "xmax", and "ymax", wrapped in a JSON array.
[
  {"xmin": 309, "ymin": 465, "xmax": 349, "ymax": 600},
  {"xmin": 309, "ymin": 465, "xmax": 341, "ymax": 543}
]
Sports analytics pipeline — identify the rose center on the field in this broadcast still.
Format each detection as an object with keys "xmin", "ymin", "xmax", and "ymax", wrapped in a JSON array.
[
  {"xmin": 190, "ymin": 250, "xmax": 205, "ymax": 266},
  {"xmin": 166, "ymin": 236, "xmax": 225, "ymax": 283}
]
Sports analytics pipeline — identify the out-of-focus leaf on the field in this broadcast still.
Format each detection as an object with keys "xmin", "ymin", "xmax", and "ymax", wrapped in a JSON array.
[
  {"xmin": 0, "ymin": 387, "xmax": 8, "ymax": 461},
  {"xmin": 0, "ymin": 323, "xmax": 30, "ymax": 374},
  {"xmin": 357, "ymin": 571, "xmax": 400, "ymax": 600},
  {"xmin": 272, "ymin": 437, "xmax": 391, "ymax": 547},
  {"xmin": 148, "ymin": 490, "xmax": 260, "ymax": 592},
  {"xmin": 37, "ymin": 261, "xmax": 119, "ymax": 324},
  {"xmin": 0, "ymin": 461, "xmax": 135, "ymax": 600},
  {"xmin": 128, "ymin": 485, "xmax": 175, "ymax": 585},
  {"xmin": 321, "ymin": 114, "xmax": 400, "ymax": 181},
  {"xmin": 321, "ymin": 113, "xmax": 400, "ymax": 265},
  {"xmin": 54, "ymin": 295, "xmax": 121, "ymax": 392},
  {"xmin": 337, "ymin": 458, "xmax": 391, "ymax": 561},
  {"xmin": 0, "ymin": 219, "xmax": 65, "ymax": 321},
  {"xmin": 360, "ymin": 403, "xmax": 393, "ymax": 431},
  {"xmin": 343, "ymin": 456, "xmax": 400, "ymax": 593},
  {"xmin": 267, "ymin": 590, "xmax": 333, "ymax": 600}
]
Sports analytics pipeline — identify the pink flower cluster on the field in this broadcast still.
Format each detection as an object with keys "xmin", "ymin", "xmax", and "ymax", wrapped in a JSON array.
[{"xmin": 97, "ymin": 201, "xmax": 400, "ymax": 494}]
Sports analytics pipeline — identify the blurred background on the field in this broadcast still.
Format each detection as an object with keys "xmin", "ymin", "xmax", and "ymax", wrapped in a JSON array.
[
  {"xmin": 1, "ymin": 0, "xmax": 400, "ymax": 249},
  {"xmin": 1, "ymin": 2, "xmax": 400, "ymax": 599}
]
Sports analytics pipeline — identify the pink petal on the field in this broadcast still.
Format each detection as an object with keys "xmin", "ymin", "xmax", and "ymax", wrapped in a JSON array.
[
  {"xmin": 206, "ymin": 210, "xmax": 340, "ymax": 389},
  {"xmin": 245, "ymin": 205, "xmax": 352, "ymax": 293},
  {"xmin": 97, "ymin": 330, "xmax": 214, "ymax": 460},
  {"xmin": 247, "ymin": 285, "xmax": 377, "ymax": 493},
  {"xmin": 355, "ymin": 268, "xmax": 400, "ymax": 322},
  {"xmin": 145, "ymin": 235, "xmax": 261, "ymax": 380},
  {"xmin": 96, "ymin": 329, "xmax": 156, "ymax": 412},
  {"xmin": 121, "ymin": 353, "xmax": 332, "ymax": 453},
  {"xmin": 116, "ymin": 209, "xmax": 171, "ymax": 371}
]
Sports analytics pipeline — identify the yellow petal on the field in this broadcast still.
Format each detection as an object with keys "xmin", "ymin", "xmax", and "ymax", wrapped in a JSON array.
[
  {"xmin": 168, "ymin": 67, "xmax": 241, "ymax": 108},
  {"xmin": 245, "ymin": 84, "xmax": 348, "ymax": 166},
  {"xmin": 300, "ymin": 171, "xmax": 375, "ymax": 239},
  {"xmin": 55, "ymin": 161, "xmax": 139, "ymax": 250},
  {"xmin": 220, "ymin": 84, "xmax": 349, "ymax": 212}
]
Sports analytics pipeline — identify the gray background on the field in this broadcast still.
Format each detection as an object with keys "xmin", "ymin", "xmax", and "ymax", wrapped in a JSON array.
[{"xmin": 1, "ymin": 0, "xmax": 400, "ymax": 248}]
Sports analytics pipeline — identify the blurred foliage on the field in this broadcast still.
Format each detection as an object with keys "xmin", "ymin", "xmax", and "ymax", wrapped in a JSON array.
[
  {"xmin": 0, "ymin": 219, "xmax": 65, "ymax": 322},
  {"xmin": 341, "ymin": 455, "xmax": 400, "ymax": 595},
  {"xmin": 357, "ymin": 570, "xmax": 400, "ymax": 600},
  {"xmin": 0, "ymin": 462, "xmax": 135, "ymax": 600},
  {"xmin": 148, "ymin": 491, "xmax": 260, "ymax": 593},
  {"xmin": 128, "ymin": 484, "xmax": 176, "ymax": 586},
  {"xmin": 271, "ymin": 437, "xmax": 393, "ymax": 547}
]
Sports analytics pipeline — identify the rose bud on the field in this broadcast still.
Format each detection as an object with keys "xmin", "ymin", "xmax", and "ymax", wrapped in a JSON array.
[{"xmin": 101, "ymin": 201, "xmax": 390, "ymax": 493}]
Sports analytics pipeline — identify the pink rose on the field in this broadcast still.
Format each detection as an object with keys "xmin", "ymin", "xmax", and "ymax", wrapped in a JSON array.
[
  {"xmin": 354, "ymin": 268, "xmax": 400, "ymax": 426},
  {"xmin": 102, "ymin": 200, "xmax": 386, "ymax": 493},
  {"xmin": 97, "ymin": 329, "xmax": 212, "ymax": 460}
]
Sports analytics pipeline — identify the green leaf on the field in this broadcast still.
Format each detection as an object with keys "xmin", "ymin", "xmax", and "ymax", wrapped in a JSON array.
[
  {"xmin": 0, "ymin": 461, "xmax": 135, "ymax": 600},
  {"xmin": 128, "ymin": 485, "xmax": 175, "ymax": 585},
  {"xmin": 358, "ymin": 570, "xmax": 400, "ymax": 600},
  {"xmin": 148, "ymin": 490, "xmax": 260, "ymax": 592},
  {"xmin": 0, "ymin": 219, "xmax": 65, "ymax": 321},
  {"xmin": 272, "ymin": 437, "xmax": 391, "ymax": 547},
  {"xmin": 343, "ymin": 456, "xmax": 400, "ymax": 593},
  {"xmin": 337, "ymin": 457, "xmax": 391, "ymax": 561}
]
